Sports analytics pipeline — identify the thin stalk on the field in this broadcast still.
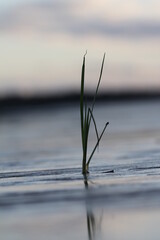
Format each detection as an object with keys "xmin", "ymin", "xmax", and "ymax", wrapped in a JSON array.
[
  {"xmin": 88, "ymin": 108, "xmax": 99, "ymax": 141},
  {"xmin": 91, "ymin": 53, "xmax": 106, "ymax": 112},
  {"xmin": 87, "ymin": 53, "xmax": 106, "ymax": 150},
  {"xmin": 82, "ymin": 101, "xmax": 88, "ymax": 173},
  {"xmin": 87, "ymin": 122, "xmax": 109, "ymax": 169},
  {"xmin": 80, "ymin": 55, "xmax": 85, "ymax": 151}
]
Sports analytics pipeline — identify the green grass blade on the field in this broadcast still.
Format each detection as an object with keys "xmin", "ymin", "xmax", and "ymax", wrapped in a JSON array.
[
  {"xmin": 83, "ymin": 105, "xmax": 89, "ymax": 162},
  {"xmin": 80, "ymin": 54, "xmax": 86, "ymax": 150},
  {"xmin": 88, "ymin": 108, "xmax": 99, "ymax": 142},
  {"xmin": 87, "ymin": 53, "xmax": 106, "ymax": 145},
  {"xmin": 87, "ymin": 122, "xmax": 109, "ymax": 168},
  {"xmin": 84, "ymin": 100, "xmax": 88, "ymax": 154},
  {"xmin": 91, "ymin": 53, "xmax": 106, "ymax": 112}
]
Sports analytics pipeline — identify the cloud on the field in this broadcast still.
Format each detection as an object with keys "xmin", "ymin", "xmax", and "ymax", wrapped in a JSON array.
[
  {"xmin": 76, "ymin": 20, "xmax": 160, "ymax": 38},
  {"xmin": 0, "ymin": 0, "xmax": 160, "ymax": 38}
]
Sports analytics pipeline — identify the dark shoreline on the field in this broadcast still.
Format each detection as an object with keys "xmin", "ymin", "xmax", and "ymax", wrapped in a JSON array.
[{"xmin": 1, "ymin": 91, "xmax": 160, "ymax": 112}]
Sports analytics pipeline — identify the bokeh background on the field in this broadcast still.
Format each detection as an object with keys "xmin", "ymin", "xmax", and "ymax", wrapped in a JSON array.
[{"xmin": 0, "ymin": 0, "xmax": 160, "ymax": 96}]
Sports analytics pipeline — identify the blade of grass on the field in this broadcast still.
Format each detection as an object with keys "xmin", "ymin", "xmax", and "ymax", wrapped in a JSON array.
[
  {"xmin": 87, "ymin": 53, "xmax": 106, "ymax": 146},
  {"xmin": 87, "ymin": 122, "xmax": 109, "ymax": 168},
  {"xmin": 88, "ymin": 108, "xmax": 99, "ymax": 142},
  {"xmin": 91, "ymin": 53, "xmax": 106, "ymax": 112},
  {"xmin": 82, "ymin": 100, "xmax": 88, "ymax": 172},
  {"xmin": 80, "ymin": 53, "xmax": 87, "ymax": 151},
  {"xmin": 83, "ymin": 103, "xmax": 99, "ymax": 174}
]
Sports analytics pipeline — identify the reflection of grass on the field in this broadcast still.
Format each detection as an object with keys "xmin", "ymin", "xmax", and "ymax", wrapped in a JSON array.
[
  {"xmin": 87, "ymin": 210, "xmax": 96, "ymax": 240},
  {"xmin": 80, "ymin": 53, "xmax": 109, "ymax": 175},
  {"xmin": 84, "ymin": 175, "xmax": 103, "ymax": 240},
  {"xmin": 84, "ymin": 176, "xmax": 96, "ymax": 240}
]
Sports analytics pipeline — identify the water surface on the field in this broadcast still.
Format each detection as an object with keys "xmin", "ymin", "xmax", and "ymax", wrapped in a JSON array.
[{"xmin": 1, "ymin": 100, "xmax": 160, "ymax": 239}]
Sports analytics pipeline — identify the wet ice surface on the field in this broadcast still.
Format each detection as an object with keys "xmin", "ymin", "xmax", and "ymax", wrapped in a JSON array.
[{"xmin": 1, "ymin": 100, "xmax": 160, "ymax": 240}]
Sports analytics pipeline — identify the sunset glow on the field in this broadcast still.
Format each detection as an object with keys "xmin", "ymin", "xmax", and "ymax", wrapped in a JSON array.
[{"xmin": 0, "ymin": 0, "xmax": 160, "ymax": 95}]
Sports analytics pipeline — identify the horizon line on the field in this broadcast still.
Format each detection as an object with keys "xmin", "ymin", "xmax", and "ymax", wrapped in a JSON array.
[{"xmin": 1, "ymin": 90, "xmax": 160, "ymax": 113}]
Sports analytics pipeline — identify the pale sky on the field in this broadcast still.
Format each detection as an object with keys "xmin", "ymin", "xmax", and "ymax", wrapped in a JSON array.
[{"xmin": 0, "ymin": 0, "xmax": 160, "ymax": 95}]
